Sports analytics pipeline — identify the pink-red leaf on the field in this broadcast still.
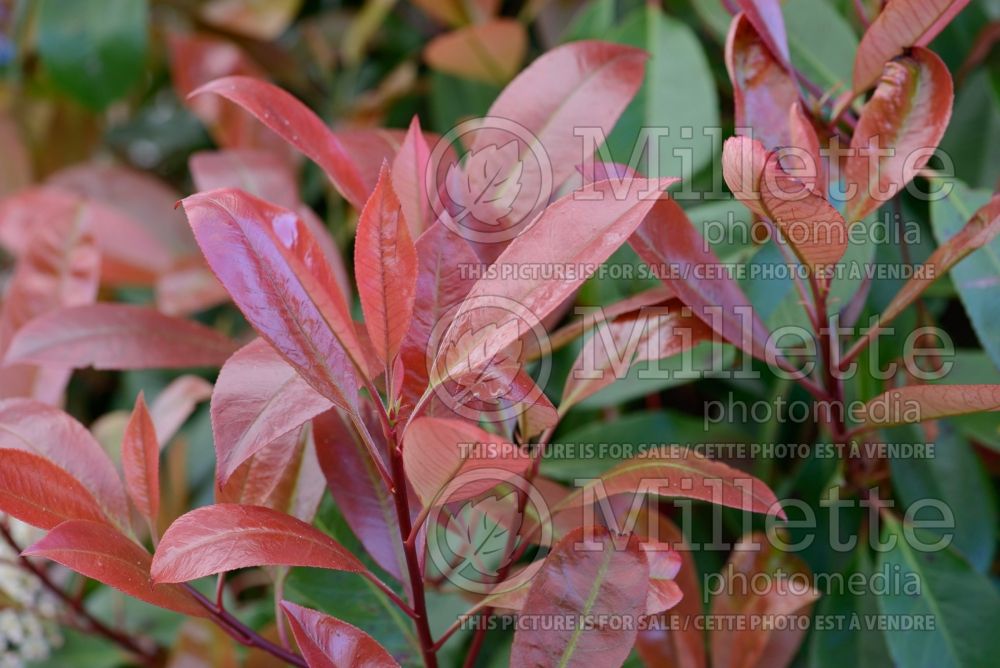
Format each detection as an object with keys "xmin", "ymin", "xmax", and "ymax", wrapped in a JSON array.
[
  {"xmin": 190, "ymin": 149, "xmax": 299, "ymax": 210},
  {"xmin": 122, "ymin": 393, "xmax": 160, "ymax": 525},
  {"xmin": 281, "ymin": 601, "xmax": 400, "ymax": 668},
  {"xmin": 859, "ymin": 384, "xmax": 1000, "ymax": 428},
  {"xmin": 182, "ymin": 189, "xmax": 367, "ymax": 410},
  {"xmin": 391, "ymin": 117, "xmax": 435, "ymax": 239},
  {"xmin": 853, "ymin": 0, "xmax": 970, "ymax": 92},
  {"xmin": 151, "ymin": 504, "xmax": 366, "ymax": 583},
  {"xmin": 4, "ymin": 304, "xmax": 238, "ymax": 370},
  {"xmin": 424, "ymin": 20, "xmax": 527, "ymax": 85},
  {"xmin": 403, "ymin": 417, "xmax": 532, "ymax": 507},
  {"xmin": 734, "ymin": 0, "xmax": 791, "ymax": 65},
  {"xmin": 212, "ymin": 339, "xmax": 333, "ymax": 484},
  {"xmin": 0, "ymin": 449, "xmax": 111, "ymax": 529},
  {"xmin": 149, "ymin": 375, "xmax": 214, "ymax": 447},
  {"xmin": 24, "ymin": 520, "xmax": 206, "ymax": 617},
  {"xmin": 844, "ymin": 47, "xmax": 953, "ymax": 221},
  {"xmin": 355, "ymin": 166, "xmax": 418, "ymax": 368},
  {"xmin": 510, "ymin": 527, "xmax": 649, "ymax": 668},
  {"xmin": 0, "ymin": 399, "xmax": 129, "ymax": 525}
]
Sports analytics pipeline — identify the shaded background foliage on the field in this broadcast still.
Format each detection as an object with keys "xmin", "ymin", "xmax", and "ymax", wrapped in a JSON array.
[{"xmin": 0, "ymin": 0, "xmax": 998, "ymax": 667}]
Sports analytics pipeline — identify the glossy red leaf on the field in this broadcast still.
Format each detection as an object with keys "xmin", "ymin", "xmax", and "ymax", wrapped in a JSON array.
[
  {"xmin": 397, "ymin": 221, "xmax": 479, "ymax": 419},
  {"xmin": 725, "ymin": 13, "xmax": 799, "ymax": 151},
  {"xmin": 391, "ymin": 117, "xmax": 434, "ymax": 239},
  {"xmin": 721, "ymin": 134, "xmax": 770, "ymax": 220},
  {"xmin": 4, "ymin": 304, "xmax": 238, "ymax": 370},
  {"xmin": 355, "ymin": 166, "xmax": 418, "ymax": 368},
  {"xmin": 433, "ymin": 177, "xmax": 675, "ymax": 389},
  {"xmin": 510, "ymin": 526, "xmax": 649, "ymax": 668},
  {"xmin": 562, "ymin": 301, "xmax": 714, "ymax": 411},
  {"xmin": 734, "ymin": 0, "xmax": 791, "ymax": 65},
  {"xmin": 844, "ymin": 47, "xmax": 953, "ymax": 221},
  {"xmin": 190, "ymin": 149, "xmax": 299, "ymax": 210},
  {"xmin": 0, "ymin": 449, "xmax": 111, "ymax": 529},
  {"xmin": 149, "ymin": 375, "xmax": 214, "ymax": 447},
  {"xmin": 281, "ymin": 601, "xmax": 400, "ymax": 668},
  {"xmin": 859, "ymin": 384, "xmax": 1000, "ymax": 428},
  {"xmin": 709, "ymin": 534, "xmax": 819, "ymax": 668},
  {"xmin": 189, "ymin": 76, "xmax": 387, "ymax": 209},
  {"xmin": 122, "ymin": 393, "xmax": 160, "ymax": 525},
  {"xmin": 787, "ymin": 102, "xmax": 825, "ymax": 197},
  {"xmin": 314, "ymin": 406, "xmax": 408, "ymax": 582},
  {"xmin": 403, "ymin": 417, "xmax": 532, "ymax": 507},
  {"xmin": 151, "ymin": 504, "xmax": 366, "ymax": 583},
  {"xmin": 24, "ymin": 520, "xmax": 206, "ymax": 617},
  {"xmin": 630, "ymin": 198, "xmax": 774, "ymax": 362},
  {"xmin": 424, "ymin": 20, "xmax": 527, "ymax": 85},
  {"xmin": 853, "ymin": 0, "xmax": 970, "ymax": 92},
  {"xmin": 212, "ymin": 339, "xmax": 333, "ymax": 484},
  {"xmin": 0, "ymin": 399, "xmax": 129, "ymax": 525},
  {"xmin": 550, "ymin": 446, "xmax": 783, "ymax": 519},
  {"xmin": 182, "ymin": 189, "xmax": 367, "ymax": 410}
]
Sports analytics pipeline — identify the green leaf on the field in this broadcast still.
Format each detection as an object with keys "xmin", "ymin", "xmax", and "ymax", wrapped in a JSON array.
[
  {"xmin": 877, "ymin": 514, "xmax": 1000, "ymax": 667},
  {"xmin": 940, "ymin": 70, "xmax": 1000, "ymax": 190},
  {"xmin": 889, "ymin": 424, "xmax": 997, "ymax": 573},
  {"xmin": 604, "ymin": 3, "xmax": 719, "ymax": 178},
  {"xmin": 36, "ymin": 0, "xmax": 149, "ymax": 110},
  {"xmin": 782, "ymin": 0, "xmax": 858, "ymax": 93},
  {"xmin": 930, "ymin": 180, "xmax": 1000, "ymax": 368}
]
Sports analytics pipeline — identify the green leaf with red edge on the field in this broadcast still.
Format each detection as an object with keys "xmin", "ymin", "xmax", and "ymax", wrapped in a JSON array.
[
  {"xmin": 181, "ymin": 189, "xmax": 368, "ymax": 411},
  {"xmin": 844, "ymin": 47, "xmax": 953, "ymax": 221},
  {"xmin": 424, "ymin": 20, "xmax": 527, "ymax": 85},
  {"xmin": 281, "ymin": 601, "xmax": 401, "ymax": 668},
  {"xmin": 432, "ymin": 177, "xmax": 675, "ymax": 390},
  {"xmin": 725, "ymin": 13, "xmax": 799, "ymax": 152},
  {"xmin": 511, "ymin": 526, "xmax": 649, "ymax": 668},
  {"xmin": 355, "ymin": 165, "xmax": 418, "ymax": 370},
  {"xmin": 853, "ymin": 0, "xmax": 970, "ymax": 92},
  {"xmin": 561, "ymin": 301, "xmax": 714, "ymax": 413},
  {"xmin": 4, "ymin": 304, "xmax": 238, "ymax": 370},
  {"xmin": 24, "ymin": 519, "xmax": 206, "ymax": 617},
  {"xmin": 151, "ymin": 504, "xmax": 366, "ymax": 583},
  {"xmin": 0, "ymin": 399, "xmax": 129, "ymax": 526},
  {"xmin": 0, "ymin": 449, "xmax": 111, "ymax": 529},
  {"xmin": 403, "ymin": 417, "xmax": 532, "ymax": 508},
  {"xmin": 710, "ymin": 533, "xmax": 820, "ymax": 668},
  {"xmin": 121, "ymin": 392, "xmax": 160, "ymax": 526},
  {"xmin": 630, "ymin": 197, "xmax": 774, "ymax": 362},
  {"xmin": 314, "ymin": 406, "xmax": 409, "ymax": 583},
  {"xmin": 391, "ymin": 117, "xmax": 435, "ymax": 239},
  {"xmin": 859, "ymin": 384, "xmax": 1000, "ymax": 429},
  {"xmin": 550, "ymin": 446, "xmax": 784, "ymax": 519},
  {"xmin": 189, "ymin": 76, "xmax": 390, "ymax": 209},
  {"xmin": 212, "ymin": 339, "xmax": 333, "ymax": 485}
]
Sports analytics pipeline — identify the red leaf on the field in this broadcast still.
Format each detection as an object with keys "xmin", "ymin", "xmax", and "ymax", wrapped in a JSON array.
[
  {"xmin": 280, "ymin": 601, "xmax": 400, "ymax": 668},
  {"xmin": 355, "ymin": 166, "xmax": 418, "ymax": 368},
  {"xmin": 403, "ymin": 417, "xmax": 532, "ymax": 507},
  {"xmin": 787, "ymin": 102, "xmax": 825, "ymax": 197},
  {"xmin": 314, "ymin": 406, "xmax": 409, "ymax": 582},
  {"xmin": 860, "ymin": 384, "xmax": 1000, "ymax": 428},
  {"xmin": 391, "ymin": 117, "xmax": 435, "ymax": 239},
  {"xmin": 710, "ymin": 534, "xmax": 819, "ymax": 668},
  {"xmin": 734, "ymin": 0, "xmax": 791, "ymax": 65},
  {"xmin": 4, "ymin": 304, "xmax": 238, "ymax": 370},
  {"xmin": 149, "ymin": 375, "xmax": 214, "ymax": 447},
  {"xmin": 397, "ymin": 222, "xmax": 479, "ymax": 419},
  {"xmin": 844, "ymin": 47, "xmax": 953, "ymax": 221},
  {"xmin": 24, "ymin": 520, "xmax": 206, "ymax": 617},
  {"xmin": 424, "ymin": 20, "xmax": 527, "ymax": 84},
  {"xmin": 151, "ymin": 504, "xmax": 366, "ymax": 583},
  {"xmin": 190, "ymin": 149, "xmax": 299, "ymax": 210},
  {"xmin": 182, "ymin": 189, "xmax": 368, "ymax": 410},
  {"xmin": 212, "ymin": 339, "xmax": 333, "ymax": 484},
  {"xmin": 155, "ymin": 265, "xmax": 230, "ymax": 317},
  {"xmin": 0, "ymin": 449, "xmax": 111, "ymax": 529},
  {"xmin": 725, "ymin": 13, "xmax": 799, "ymax": 151},
  {"xmin": 0, "ymin": 399, "xmax": 129, "ymax": 525},
  {"xmin": 122, "ymin": 393, "xmax": 160, "ymax": 525},
  {"xmin": 721, "ymin": 134, "xmax": 770, "ymax": 220},
  {"xmin": 853, "ymin": 0, "xmax": 970, "ymax": 92},
  {"xmin": 510, "ymin": 527, "xmax": 649, "ymax": 668},
  {"xmin": 189, "ymin": 76, "xmax": 387, "ymax": 209},
  {"xmin": 630, "ymin": 198, "xmax": 774, "ymax": 362},
  {"xmin": 433, "ymin": 177, "xmax": 675, "ymax": 389}
]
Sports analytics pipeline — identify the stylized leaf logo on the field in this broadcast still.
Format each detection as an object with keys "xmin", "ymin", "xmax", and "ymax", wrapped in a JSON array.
[
  {"xmin": 446, "ymin": 140, "xmax": 523, "ymax": 227},
  {"xmin": 440, "ymin": 319, "xmax": 522, "ymax": 400},
  {"xmin": 444, "ymin": 492, "xmax": 522, "ymax": 579}
]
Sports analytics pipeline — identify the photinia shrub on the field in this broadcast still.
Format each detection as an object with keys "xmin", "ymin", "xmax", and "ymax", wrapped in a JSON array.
[{"xmin": 0, "ymin": 0, "xmax": 997, "ymax": 667}]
